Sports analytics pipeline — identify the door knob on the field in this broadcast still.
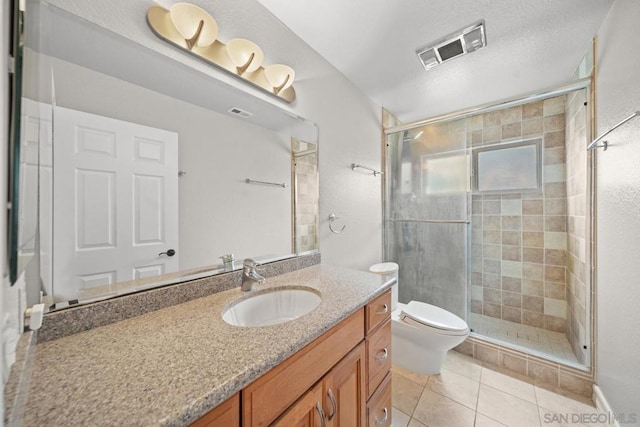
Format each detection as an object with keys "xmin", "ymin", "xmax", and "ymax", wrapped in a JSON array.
[{"xmin": 159, "ymin": 249, "xmax": 176, "ymax": 257}]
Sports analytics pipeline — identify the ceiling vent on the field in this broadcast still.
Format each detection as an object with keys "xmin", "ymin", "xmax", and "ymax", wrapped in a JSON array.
[
  {"xmin": 416, "ymin": 20, "xmax": 486, "ymax": 71},
  {"xmin": 227, "ymin": 106, "xmax": 252, "ymax": 118}
]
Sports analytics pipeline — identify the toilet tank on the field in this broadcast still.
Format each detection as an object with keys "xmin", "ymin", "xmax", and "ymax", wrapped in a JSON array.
[{"xmin": 369, "ymin": 262, "xmax": 399, "ymax": 311}]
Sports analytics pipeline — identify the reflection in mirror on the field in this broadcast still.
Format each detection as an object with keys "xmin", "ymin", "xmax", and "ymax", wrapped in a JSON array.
[
  {"xmin": 18, "ymin": 1, "xmax": 319, "ymax": 309},
  {"xmin": 292, "ymin": 139, "xmax": 319, "ymax": 254}
]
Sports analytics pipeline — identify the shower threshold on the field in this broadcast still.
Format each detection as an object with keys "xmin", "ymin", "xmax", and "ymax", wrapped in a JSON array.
[{"xmin": 469, "ymin": 313, "xmax": 585, "ymax": 370}]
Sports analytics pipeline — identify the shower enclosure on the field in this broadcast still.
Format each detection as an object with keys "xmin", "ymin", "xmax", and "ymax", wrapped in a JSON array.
[
  {"xmin": 384, "ymin": 81, "xmax": 593, "ymax": 370},
  {"xmin": 384, "ymin": 117, "xmax": 470, "ymax": 321}
]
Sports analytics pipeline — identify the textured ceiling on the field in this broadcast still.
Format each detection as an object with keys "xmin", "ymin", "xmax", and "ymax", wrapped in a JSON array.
[
  {"xmin": 255, "ymin": 0, "xmax": 614, "ymax": 122},
  {"xmin": 46, "ymin": 0, "xmax": 615, "ymax": 124}
]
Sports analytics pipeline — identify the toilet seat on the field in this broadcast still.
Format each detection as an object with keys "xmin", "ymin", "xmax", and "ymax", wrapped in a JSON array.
[{"xmin": 400, "ymin": 301, "xmax": 469, "ymax": 336}]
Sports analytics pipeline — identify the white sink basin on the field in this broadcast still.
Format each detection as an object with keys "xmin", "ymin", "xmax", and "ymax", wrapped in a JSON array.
[{"xmin": 222, "ymin": 288, "xmax": 321, "ymax": 327}]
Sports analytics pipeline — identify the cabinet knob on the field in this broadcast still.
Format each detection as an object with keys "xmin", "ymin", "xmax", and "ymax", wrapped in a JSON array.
[
  {"xmin": 376, "ymin": 304, "xmax": 388, "ymax": 315},
  {"xmin": 375, "ymin": 407, "xmax": 389, "ymax": 426},
  {"xmin": 375, "ymin": 347, "xmax": 388, "ymax": 362}
]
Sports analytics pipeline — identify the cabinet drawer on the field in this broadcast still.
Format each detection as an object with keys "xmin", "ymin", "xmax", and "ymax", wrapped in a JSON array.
[
  {"xmin": 367, "ymin": 372, "xmax": 391, "ymax": 427},
  {"xmin": 365, "ymin": 291, "xmax": 391, "ymax": 334},
  {"xmin": 366, "ymin": 319, "xmax": 391, "ymax": 399},
  {"xmin": 242, "ymin": 309, "xmax": 365, "ymax": 427}
]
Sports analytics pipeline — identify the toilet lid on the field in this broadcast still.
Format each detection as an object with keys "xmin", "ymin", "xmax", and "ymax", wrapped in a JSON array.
[
  {"xmin": 369, "ymin": 262, "xmax": 399, "ymax": 274},
  {"xmin": 400, "ymin": 301, "xmax": 468, "ymax": 332}
]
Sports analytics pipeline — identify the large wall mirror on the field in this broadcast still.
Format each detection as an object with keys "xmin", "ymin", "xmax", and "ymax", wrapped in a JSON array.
[{"xmin": 13, "ymin": 1, "xmax": 319, "ymax": 309}]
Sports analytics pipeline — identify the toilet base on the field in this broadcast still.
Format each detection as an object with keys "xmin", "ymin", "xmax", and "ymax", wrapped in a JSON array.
[{"xmin": 392, "ymin": 331, "xmax": 449, "ymax": 375}]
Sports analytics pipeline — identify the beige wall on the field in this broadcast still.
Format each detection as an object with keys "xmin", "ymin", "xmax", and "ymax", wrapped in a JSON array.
[{"xmin": 470, "ymin": 95, "xmax": 570, "ymax": 333}]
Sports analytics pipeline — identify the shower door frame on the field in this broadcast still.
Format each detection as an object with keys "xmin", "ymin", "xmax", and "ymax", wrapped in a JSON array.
[{"xmin": 383, "ymin": 77, "xmax": 595, "ymax": 373}]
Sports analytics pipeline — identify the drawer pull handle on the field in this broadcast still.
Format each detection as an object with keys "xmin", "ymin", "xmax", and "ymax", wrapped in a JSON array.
[
  {"xmin": 375, "ymin": 347, "xmax": 388, "ymax": 361},
  {"xmin": 375, "ymin": 407, "xmax": 389, "ymax": 425},
  {"xmin": 327, "ymin": 389, "xmax": 337, "ymax": 420},
  {"xmin": 376, "ymin": 304, "xmax": 389, "ymax": 315},
  {"xmin": 316, "ymin": 401, "xmax": 326, "ymax": 427}
]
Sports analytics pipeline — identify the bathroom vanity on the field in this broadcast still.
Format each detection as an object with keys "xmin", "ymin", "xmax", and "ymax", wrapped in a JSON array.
[{"xmin": 7, "ymin": 265, "xmax": 393, "ymax": 426}]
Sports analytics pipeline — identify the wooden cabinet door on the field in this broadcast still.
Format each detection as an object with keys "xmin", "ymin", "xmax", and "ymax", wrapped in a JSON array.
[
  {"xmin": 243, "ymin": 310, "xmax": 364, "ymax": 427},
  {"xmin": 323, "ymin": 342, "xmax": 366, "ymax": 427},
  {"xmin": 273, "ymin": 382, "xmax": 325, "ymax": 427},
  {"xmin": 191, "ymin": 393, "xmax": 240, "ymax": 427}
]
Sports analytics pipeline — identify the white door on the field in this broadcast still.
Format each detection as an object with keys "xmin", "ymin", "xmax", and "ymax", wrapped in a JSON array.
[{"xmin": 53, "ymin": 107, "xmax": 178, "ymax": 301}]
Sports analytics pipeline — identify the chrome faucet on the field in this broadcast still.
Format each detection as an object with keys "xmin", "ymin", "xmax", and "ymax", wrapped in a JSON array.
[{"xmin": 241, "ymin": 259, "xmax": 265, "ymax": 291}]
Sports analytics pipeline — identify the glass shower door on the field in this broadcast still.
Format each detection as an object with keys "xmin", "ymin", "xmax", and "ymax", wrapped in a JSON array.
[{"xmin": 384, "ymin": 119, "xmax": 469, "ymax": 320}]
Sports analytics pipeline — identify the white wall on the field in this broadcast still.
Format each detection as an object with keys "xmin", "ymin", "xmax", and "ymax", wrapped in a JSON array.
[
  {"xmin": 294, "ymin": 67, "xmax": 382, "ymax": 269},
  {"xmin": 42, "ymin": 0, "xmax": 383, "ymax": 271},
  {"xmin": 595, "ymin": 0, "xmax": 640, "ymax": 415}
]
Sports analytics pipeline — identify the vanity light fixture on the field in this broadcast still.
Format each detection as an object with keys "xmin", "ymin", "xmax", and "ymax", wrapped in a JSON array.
[
  {"xmin": 416, "ymin": 20, "xmax": 487, "ymax": 71},
  {"xmin": 147, "ymin": 3, "xmax": 296, "ymax": 102},
  {"xmin": 265, "ymin": 64, "xmax": 295, "ymax": 94},
  {"xmin": 226, "ymin": 38, "xmax": 264, "ymax": 75},
  {"xmin": 169, "ymin": 3, "xmax": 218, "ymax": 49}
]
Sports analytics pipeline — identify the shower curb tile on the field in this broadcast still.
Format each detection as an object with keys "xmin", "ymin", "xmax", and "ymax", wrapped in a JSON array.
[
  {"xmin": 528, "ymin": 359, "xmax": 559, "ymax": 388},
  {"xmin": 558, "ymin": 369, "xmax": 594, "ymax": 398},
  {"xmin": 474, "ymin": 342, "xmax": 501, "ymax": 366},
  {"xmin": 499, "ymin": 351, "xmax": 528, "ymax": 376},
  {"xmin": 454, "ymin": 340, "xmax": 474, "ymax": 357}
]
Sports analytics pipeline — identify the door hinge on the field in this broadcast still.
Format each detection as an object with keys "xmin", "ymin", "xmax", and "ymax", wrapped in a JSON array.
[{"xmin": 8, "ymin": 55, "xmax": 15, "ymax": 74}]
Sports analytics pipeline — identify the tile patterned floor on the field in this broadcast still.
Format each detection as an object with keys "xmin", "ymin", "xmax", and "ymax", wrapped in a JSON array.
[
  {"xmin": 391, "ymin": 351, "xmax": 606, "ymax": 427},
  {"xmin": 469, "ymin": 313, "xmax": 580, "ymax": 365}
]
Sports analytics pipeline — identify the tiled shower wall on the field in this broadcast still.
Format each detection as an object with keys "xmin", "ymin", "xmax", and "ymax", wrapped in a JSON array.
[
  {"xmin": 470, "ymin": 95, "xmax": 569, "ymax": 333},
  {"xmin": 293, "ymin": 139, "xmax": 319, "ymax": 253},
  {"xmin": 565, "ymin": 90, "xmax": 589, "ymax": 364}
]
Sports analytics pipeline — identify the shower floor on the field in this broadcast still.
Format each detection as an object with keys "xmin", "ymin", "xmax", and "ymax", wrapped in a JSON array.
[{"xmin": 469, "ymin": 313, "xmax": 579, "ymax": 365}]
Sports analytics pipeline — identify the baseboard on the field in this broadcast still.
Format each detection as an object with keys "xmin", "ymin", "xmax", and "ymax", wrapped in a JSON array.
[{"xmin": 593, "ymin": 385, "xmax": 620, "ymax": 427}]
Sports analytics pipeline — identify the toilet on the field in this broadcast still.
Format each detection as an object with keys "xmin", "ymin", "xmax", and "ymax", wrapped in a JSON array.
[{"xmin": 369, "ymin": 262, "xmax": 470, "ymax": 375}]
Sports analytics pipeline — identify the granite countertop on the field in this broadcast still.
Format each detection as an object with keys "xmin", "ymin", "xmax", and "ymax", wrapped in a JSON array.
[{"xmin": 21, "ymin": 265, "xmax": 393, "ymax": 426}]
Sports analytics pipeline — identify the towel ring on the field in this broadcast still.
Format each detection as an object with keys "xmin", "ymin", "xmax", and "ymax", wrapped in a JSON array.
[{"xmin": 328, "ymin": 213, "xmax": 346, "ymax": 234}]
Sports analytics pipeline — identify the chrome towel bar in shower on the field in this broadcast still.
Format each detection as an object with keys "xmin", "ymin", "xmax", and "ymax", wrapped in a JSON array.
[
  {"xmin": 351, "ymin": 163, "xmax": 383, "ymax": 176},
  {"xmin": 387, "ymin": 219, "xmax": 470, "ymax": 224},
  {"xmin": 587, "ymin": 111, "xmax": 640, "ymax": 151},
  {"xmin": 245, "ymin": 178, "xmax": 287, "ymax": 188}
]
